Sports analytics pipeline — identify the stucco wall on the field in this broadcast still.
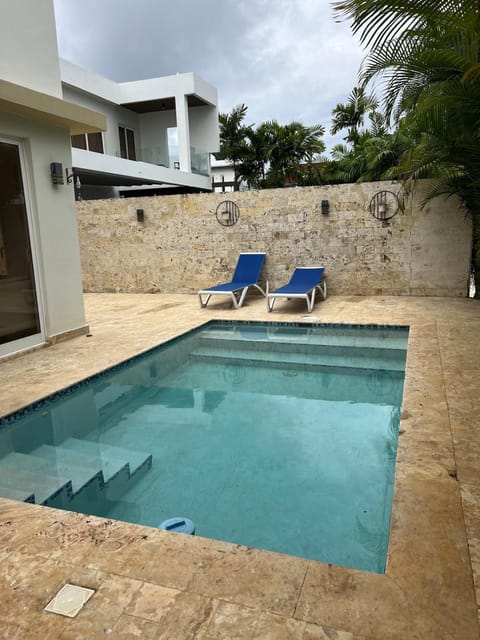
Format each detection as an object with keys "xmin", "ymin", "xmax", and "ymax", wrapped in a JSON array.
[
  {"xmin": 76, "ymin": 180, "xmax": 472, "ymax": 296},
  {"xmin": 0, "ymin": 0, "xmax": 62, "ymax": 98},
  {"xmin": 1, "ymin": 112, "xmax": 88, "ymax": 338}
]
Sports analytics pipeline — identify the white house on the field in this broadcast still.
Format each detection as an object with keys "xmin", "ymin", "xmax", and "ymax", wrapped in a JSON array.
[
  {"xmin": 0, "ymin": 0, "xmax": 106, "ymax": 359},
  {"xmin": 210, "ymin": 156, "xmax": 237, "ymax": 193},
  {"xmin": 60, "ymin": 61, "xmax": 220, "ymax": 199}
]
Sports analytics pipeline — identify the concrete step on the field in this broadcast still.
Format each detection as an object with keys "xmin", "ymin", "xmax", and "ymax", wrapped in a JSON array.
[
  {"xmin": 0, "ymin": 484, "xmax": 35, "ymax": 503},
  {"xmin": 33, "ymin": 442, "xmax": 127, "ymax": 485},
  {"xmin": 189, "ymin": 344, "xmax": 406, "ymax": 373},
  {"xmin": 1, "ymin": 450, "xmax": 103, "ymax": 495},
  {"xmin": 0, "ymin": 467, "xmax": 72, "ymax": 505},
  {"xmin": 66, "ymin": 438, "xmax": 152, "ymax": 476},
  {"xmin": 200, "ymin": 325, "xmax": 408, "ymax": 350}
]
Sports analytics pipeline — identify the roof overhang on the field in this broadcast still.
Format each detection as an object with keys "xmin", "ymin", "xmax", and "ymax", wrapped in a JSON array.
[
  {"xmin": 0, "ymin": 79, "xmax": 106, "ymax": 134},
  {"xmin": 121, "ymin": 94, "xmax": 210, "ymax": 114}
]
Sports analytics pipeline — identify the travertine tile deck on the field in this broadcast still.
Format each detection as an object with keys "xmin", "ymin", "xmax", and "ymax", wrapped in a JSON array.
[{"xmin": 0, "ymin": 293, "xmax": 479, "ymax": 639}]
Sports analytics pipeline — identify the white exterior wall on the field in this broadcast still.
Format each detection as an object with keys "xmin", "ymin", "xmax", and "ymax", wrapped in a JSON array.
[
  {"xmin": 211, "ymin": 158, "xmax": 236, "ymax": 192},
  {"xmin": 189, "ymin": 106, "xmax": 219, "ymax": 153},
  {"xmin": 0, "ymin": 0, "xmax": 62, "ymax": 98},
  {"xmin": 61, "ymin": 84, "xmax": 140, "ymax": 157},
  {"xmin": 139, "ymin": 111, "xmax": 177, "ymax": 167},
  {"xmin": 0, "ymin": 112, "xmax": 87, "ymax": 337}
]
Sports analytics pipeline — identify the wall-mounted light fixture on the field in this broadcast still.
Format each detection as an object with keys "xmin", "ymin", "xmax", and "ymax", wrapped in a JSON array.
[
  {"xmin": 136, "ymin": 208, "xmax": 145, "ymax": 222},
  {"xmin": 173, "ymin": 161, "xmax": 180, "ymax": 170},
  {"xmin": 50, "ymin": 162, "xmax": 64, "ymax": 185},
  {"xmin": 321, "ymin": 199, "xmax": 330, "ymax": 215}
]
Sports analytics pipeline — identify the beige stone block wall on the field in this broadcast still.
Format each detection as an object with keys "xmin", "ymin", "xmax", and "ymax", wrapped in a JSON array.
[{"xmin": 76, "ymin": 180, "xmax": 472, "ymax": 296}]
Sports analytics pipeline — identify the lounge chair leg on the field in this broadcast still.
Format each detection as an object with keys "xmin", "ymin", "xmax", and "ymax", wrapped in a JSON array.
[
  {"xmin": 198, "ymin": 293, "xmax": 212, "ymax": 308},
  {"xmin": 253, "ymin": 282, "xmax": 268, "ymax": 297},
  {"xmin": 319, "ymin": 281, "xmax": 327, "ymax": 300},
  {"xmin": 306, "ymin": 290, "xmax": 316, "ymax": 313},
  {"xmin": 234, "ymin": 287, "xmax": 249, "ymax": 308}
]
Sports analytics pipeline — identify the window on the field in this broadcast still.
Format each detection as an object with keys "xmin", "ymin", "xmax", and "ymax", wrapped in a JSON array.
[
  {"xmin": 71, "ymin": 134, "xmax": 87, "ymax": 150},
  {"xmin": 71, "ymin": 132, "xmax": 104, "ymax": 154},
  {"xmin": 118, "ymin": 126, "xmax": 136, "ymax": 160}
]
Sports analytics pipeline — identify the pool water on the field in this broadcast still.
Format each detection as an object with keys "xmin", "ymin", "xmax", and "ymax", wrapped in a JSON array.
[{"xmin": 0, "ymin": 321, "xmax": 408, "ymax": 573}]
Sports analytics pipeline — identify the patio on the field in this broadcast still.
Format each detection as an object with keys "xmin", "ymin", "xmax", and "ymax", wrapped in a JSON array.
[{"xmin": 0, "ymin": 292, "xmax": 479, "ymax": 639}]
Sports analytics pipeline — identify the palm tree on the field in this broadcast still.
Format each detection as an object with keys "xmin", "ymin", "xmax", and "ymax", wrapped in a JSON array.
[
  {"xmin": 218, "ymin": 104, "xmax": 250, "ymax": 190},
  {"xmin": 331, "ymin": 87, "xmax": 378, "ymax": 144},
  {"xmin": 332, "ymin": 0, "xmax": 480, "ymax": 296},
  {"xmin": 235, "ymin": 124, "xmax": 274, "ymax": 188},
  {"xmin": 220, "ymin": 111, "xmax": 325, "ymax": 189},
  {"xmin": 265, "ymin": 120, "xmax": 325, "ymax": 187}
]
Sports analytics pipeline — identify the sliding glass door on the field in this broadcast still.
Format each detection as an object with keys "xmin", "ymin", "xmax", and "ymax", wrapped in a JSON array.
[{"xmin": 0, "ymin": 138, "xmax": 44, "ymax": 356}]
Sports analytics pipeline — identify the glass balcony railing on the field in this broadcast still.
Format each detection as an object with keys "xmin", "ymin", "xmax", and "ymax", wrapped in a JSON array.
[
  {"xmin": 137, "ymin": 147, "xmax": 169, "ymax": 167},
  {"xmin": 190, "ymin": 146, "xmax": 210, "ymax": 176},
  {"xmin": 114, "ymin": 145, "xmax": 211, "ymax": 176}
]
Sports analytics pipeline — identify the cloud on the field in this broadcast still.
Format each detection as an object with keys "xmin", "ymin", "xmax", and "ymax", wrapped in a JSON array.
[{"xmin": 53, "ymin": 0, "xmax": 367, "ymax": 152}]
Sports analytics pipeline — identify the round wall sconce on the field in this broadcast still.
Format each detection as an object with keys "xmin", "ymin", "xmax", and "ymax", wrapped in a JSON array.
[
  {"xmin": 369, "ymin": 190, "xmax": 400, "ymax": 224},
  {"xmin": 216, "ymin": 200, "xmax": 240, "ymax": 227}
]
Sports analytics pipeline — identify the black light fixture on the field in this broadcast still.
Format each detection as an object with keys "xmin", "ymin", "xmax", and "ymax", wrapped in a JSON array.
[
  {"xmin": 321, "ymin": 199, "xmax": 330, "ymax": 215},
  {"xmin": 50, "ymin": 162, "xmax": 64, "ymax": 185},
  {"xmin": 136, "ymin": 208, "xmax": 145, "ymax": 222}
]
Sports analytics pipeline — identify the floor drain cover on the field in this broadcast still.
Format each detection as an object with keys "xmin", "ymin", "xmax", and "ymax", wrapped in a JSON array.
[{"xmin": 44, "ymin": 584, "xmax": 95, "ymax": 618}]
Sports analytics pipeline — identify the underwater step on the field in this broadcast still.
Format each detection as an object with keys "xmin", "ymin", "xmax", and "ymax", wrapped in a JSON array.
[
  {"xmin": 189, "ymin": 345, "xmax": 406, "ymax": 372},
  {"xmin": 33, "ymin": 440, "xmax": 127, "ymax": 483},
  {"xmin": 67, "ymin": 438, "xmax": 152, "ymax": 476},
  {"xmin": 199, "ymin": 326, "xmax": 408, "ymax": 350},
  {"xmin": 1, "ymin": 450, "xmax": 103, "ymax": 495},
  {"xmin": 0, "ymin": 466, "xmax": 72, "ymax": 505},
  {"xmin": 0, "ymin": 484, "xmax": 35, "ymax": 503}
]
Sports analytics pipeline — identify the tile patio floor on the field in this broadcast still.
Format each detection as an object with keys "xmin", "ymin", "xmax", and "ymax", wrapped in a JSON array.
[{"xmin": 0, "ymin": 292, "xmax": 479, "ymax": 639}]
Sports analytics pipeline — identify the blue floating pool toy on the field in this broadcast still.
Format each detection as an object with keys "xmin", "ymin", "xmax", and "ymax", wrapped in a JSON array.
[{"xmin": 159, "ymin": 517, "xmax": 196, "ymax": 535}]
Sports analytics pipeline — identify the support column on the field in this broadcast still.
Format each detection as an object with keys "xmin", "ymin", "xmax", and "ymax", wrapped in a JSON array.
[{"xmin": 175, "ymin": 94, "xmax": 191, "ymax": 172}]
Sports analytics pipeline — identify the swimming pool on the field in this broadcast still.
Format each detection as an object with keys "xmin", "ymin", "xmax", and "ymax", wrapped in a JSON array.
[{"xmin": 0, "ymin": 321, "xmax": 408, "ymax": 573}]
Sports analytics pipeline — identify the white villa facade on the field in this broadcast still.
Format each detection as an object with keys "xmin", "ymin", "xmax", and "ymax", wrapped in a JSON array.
[
  {"xmin": 61, "ymin": 62, "xmax": 220, "ymax": 199},
  {"xmin": 0, "ymin": 0, "xmax": 106, "ymax": 358}
]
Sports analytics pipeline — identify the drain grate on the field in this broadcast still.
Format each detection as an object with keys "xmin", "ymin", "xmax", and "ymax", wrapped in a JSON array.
[{"xmin": 44, "ymin": 584, "xmax": 95, "ymax": 618}]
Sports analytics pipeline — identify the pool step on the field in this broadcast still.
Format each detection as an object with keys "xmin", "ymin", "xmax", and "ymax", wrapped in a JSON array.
[
  {"xmin": 0, "ymin": 439, "xmax": 152, "ymax": 506},
  {"xmin": 0, "ymin": 450, "xmax": 103, "ymax": 495},
  {"xmin": 0, "ymin": 484, "xmax": 35, "ymax": 503},
  {"xmin": 33, "ymin": 442, "xmax": 127, "ymax": 484},
  {"xmin": 189, "ymin": 343, "xmax": 406, "ymax": 373},
  {"xmin": 0, "ymin": 467, "xmax": 72, "ymax": 506},
  {"xmin": 199, "ymin": 326, "xmax": 408, "ymax": 350},
  {"xmin": 62, "ymin": 438, "xmax": 152, "ymax": 477}
]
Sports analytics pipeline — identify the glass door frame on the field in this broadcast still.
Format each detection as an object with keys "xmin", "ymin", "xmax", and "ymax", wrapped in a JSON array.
[{"xmin": 0, "ymin": 136, "xmax": 46, "ymax": 358}]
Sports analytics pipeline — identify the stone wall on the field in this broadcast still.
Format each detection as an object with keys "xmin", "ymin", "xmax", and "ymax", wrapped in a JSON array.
[{"xmin": 76, "ymin": 180, "xmax": 472, "ymax": 296}]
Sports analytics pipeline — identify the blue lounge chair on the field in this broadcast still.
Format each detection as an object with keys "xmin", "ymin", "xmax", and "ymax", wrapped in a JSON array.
[
  {"xmin": 198, "ymin": 252, "xmax": 267, "ymax": 309},
  {"xmin": 267, "ymin": 267, "xmax": 327, "ymax": 313}
]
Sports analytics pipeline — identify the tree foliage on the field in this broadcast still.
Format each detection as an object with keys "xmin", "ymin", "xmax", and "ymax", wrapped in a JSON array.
[
  {"xmin": 332, "ymin": 0, "xmax": 480, "ymax": 296},
  {"xmin": 218, "ymin": 106, "xmax": 325, "ymax": 189}
]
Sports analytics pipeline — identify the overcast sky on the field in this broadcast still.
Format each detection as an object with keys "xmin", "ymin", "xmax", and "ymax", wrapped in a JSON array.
[{"xmin": 53, "ymin": 0, "xmax": 366, "ymax": 153}]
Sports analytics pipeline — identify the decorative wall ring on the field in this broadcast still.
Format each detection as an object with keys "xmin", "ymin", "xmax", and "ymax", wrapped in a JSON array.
[
  {"xmin": 368, "ymin": 191, "xmax": 400, "ymax": 222},
  {"xmin": 216, "ymin": 200, "xmax": 240, "ymax": 227}
]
